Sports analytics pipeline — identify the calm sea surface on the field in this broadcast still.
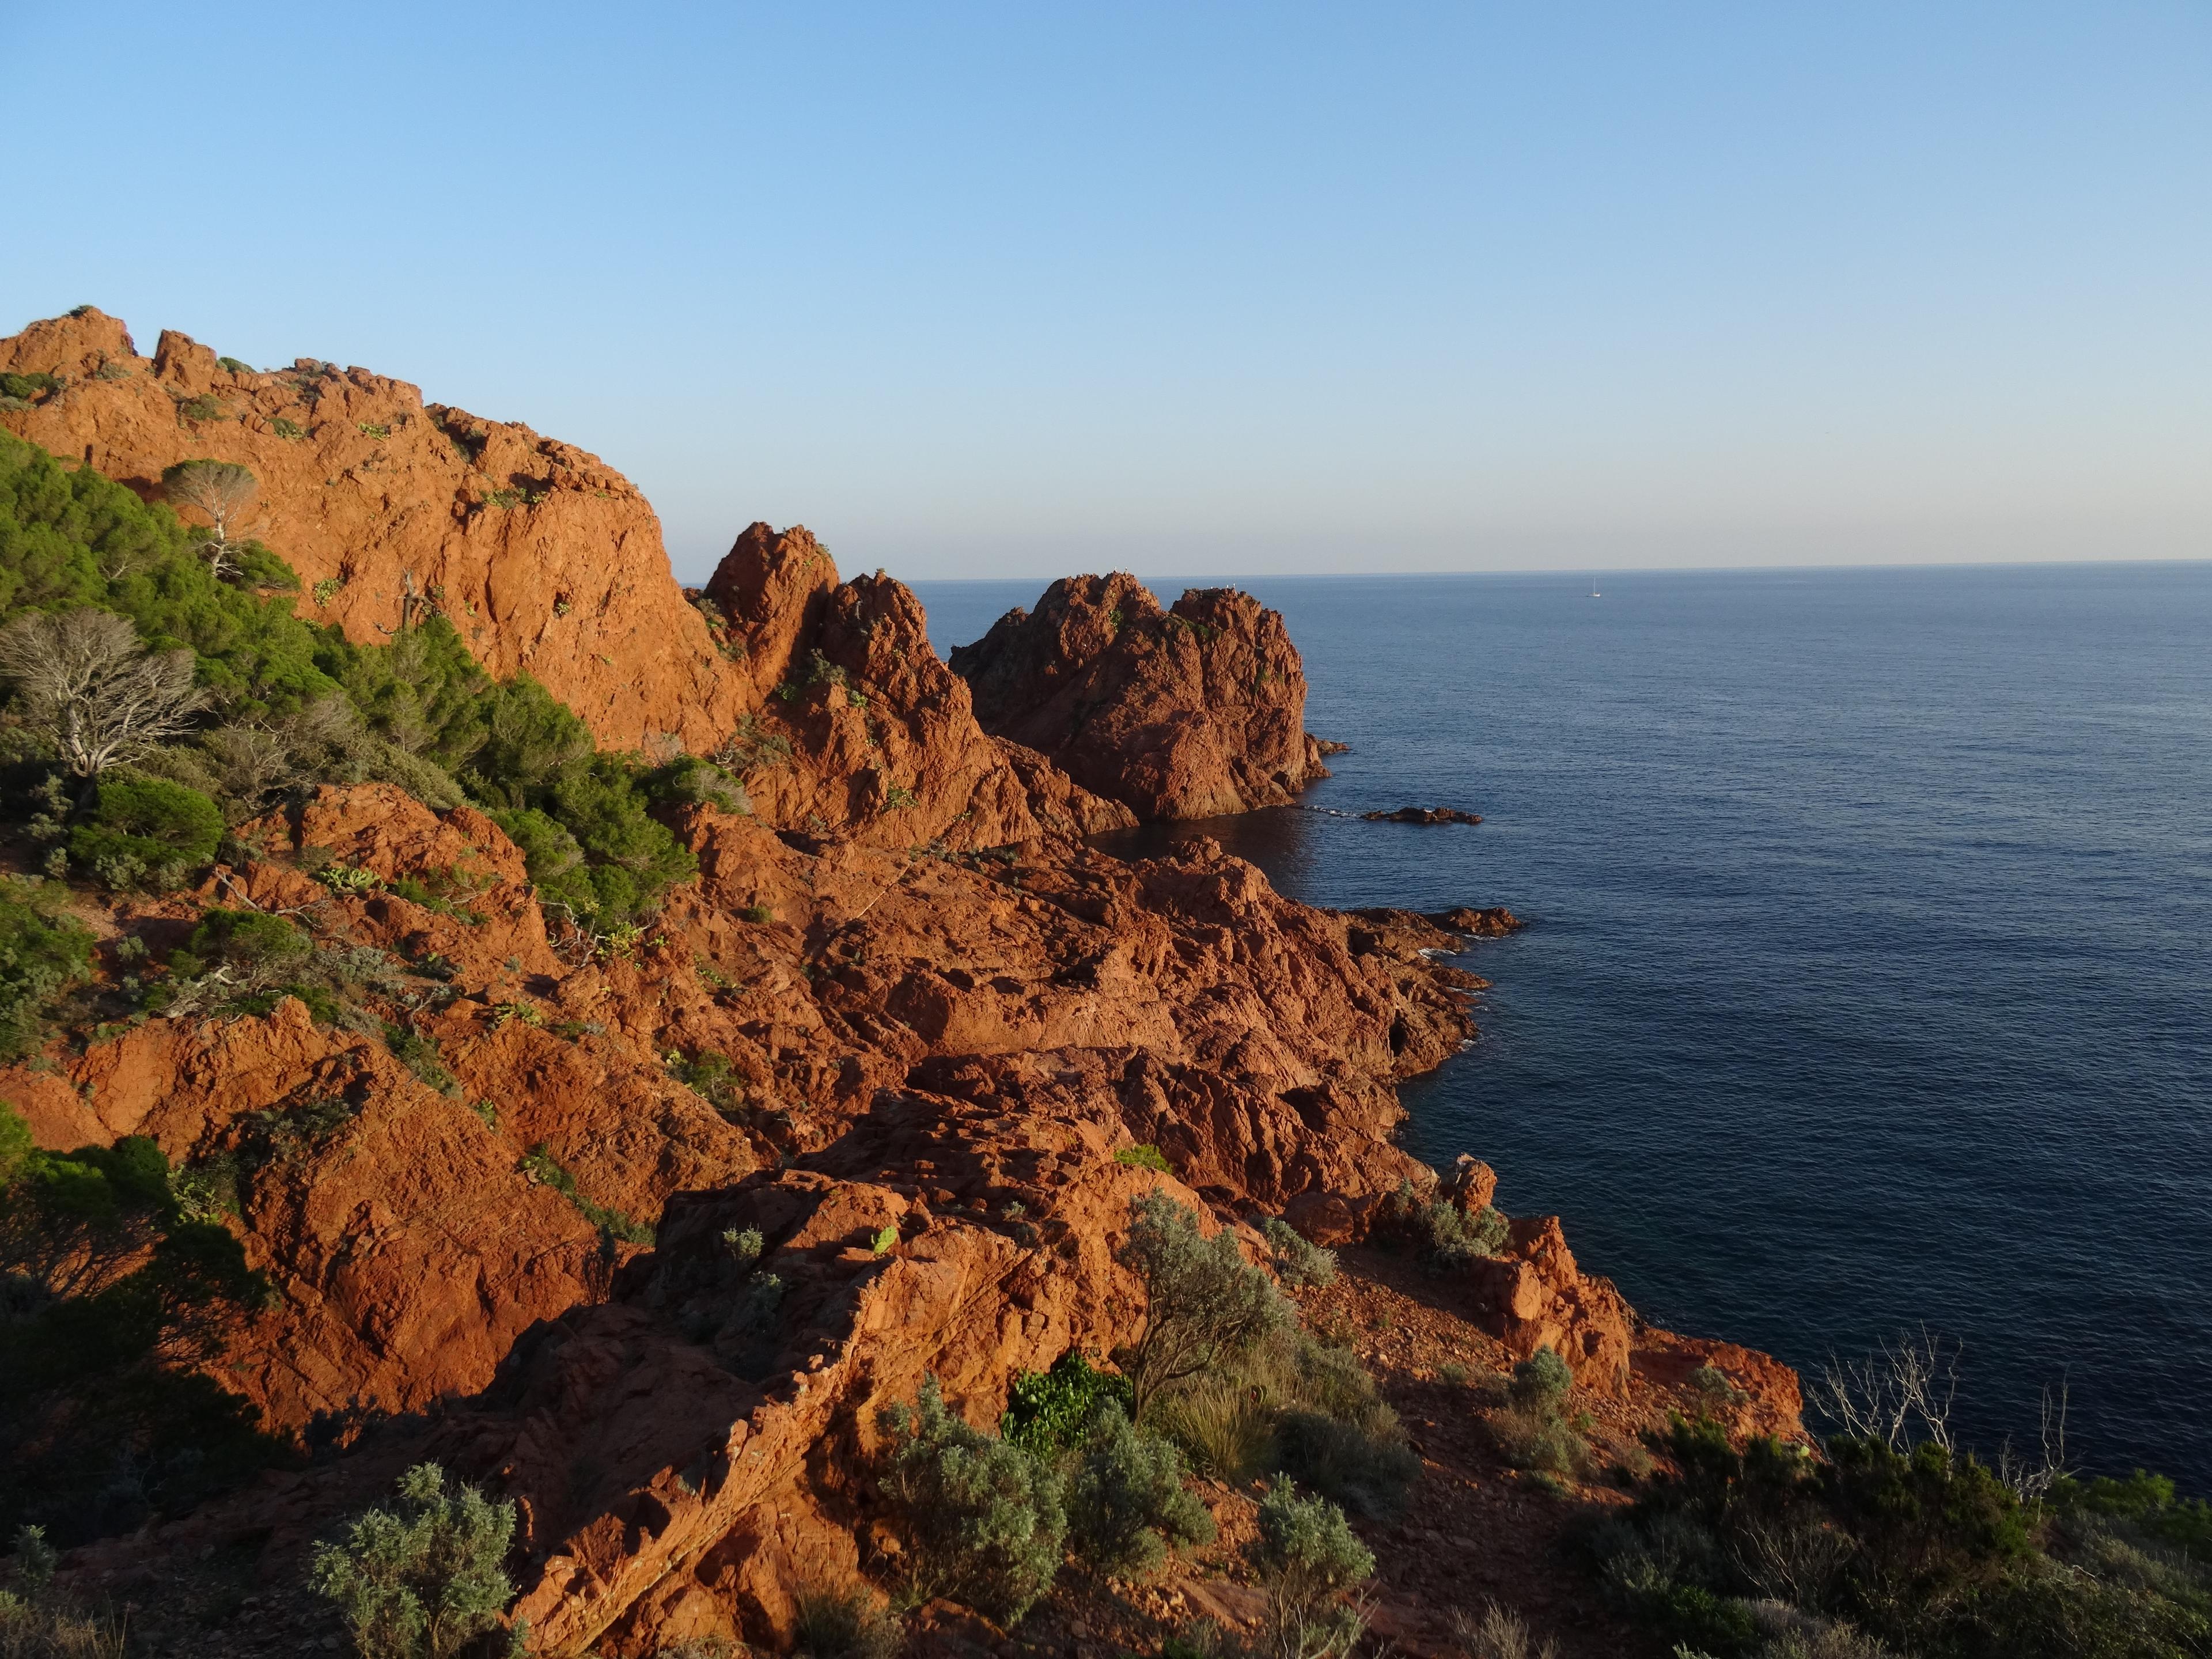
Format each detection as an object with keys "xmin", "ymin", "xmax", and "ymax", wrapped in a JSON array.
[{"xmin": 912, "ymin": 565, "xmax": 2212, "ymax": 1490}]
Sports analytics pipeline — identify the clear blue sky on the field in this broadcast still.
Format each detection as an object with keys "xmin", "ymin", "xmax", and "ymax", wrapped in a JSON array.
[{"xmin": 7, "ymin": 3, "xmax": 2207, "ymax": 581}]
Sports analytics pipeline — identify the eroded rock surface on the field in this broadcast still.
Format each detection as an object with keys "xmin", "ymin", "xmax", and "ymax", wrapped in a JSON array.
[{"xmin": 948, "ymin": 573, "xmax": 1332, "ymax": 820}]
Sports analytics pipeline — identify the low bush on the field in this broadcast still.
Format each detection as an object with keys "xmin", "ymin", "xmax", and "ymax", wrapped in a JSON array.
[
  {"xmin": 309, "ymin": 1462, "xmax": 517, "ymax": 1659},
  {"xmin": 878, "ymin": 1374, "xmax": 1065, "ymax": 1623},
  {"xmin": 1259, "ymin": 1217, "xmax": 1336, "ymax": 1289},
  {"xmin": 1449, "ymin": 1601, "xmax": 1559, "ymax": 1659},
  {"xmin": 790, "ymin": 1583, "xmax": 902, "ymax": 1659},
  {"xmin": 1114, "ymin": 1143, "xmax": 1172, "ymax": 1173},
  {"xmin": 1065, "ymin": 1402, "xmax": 1215, "ymax": 1580},
  {"xmin": 67, "ymin": 774, "xmax": 222, "ymax": 891},
  {"xmin": 1114, "ymin": 1190, "xmax": 1289, "ymax": 1418},
  {"xmin": 1378, "ymin": 1179, "xmax": 1507, "ymax": 1268},
  {"xmin": 0, "ymin": 879, "xmax": 93, "ymax": 1058},
  {"xmin": 1248, "ymin": 1482, "xmax": 1373, "ymax": 1659},
  {"xmin": 519, "ymin": 1145, "xmax": 652, "ymax": 1245},
  {"xmin": 1001, "ymin": 1349, "xmax": 1132, "ymax": 1455}
]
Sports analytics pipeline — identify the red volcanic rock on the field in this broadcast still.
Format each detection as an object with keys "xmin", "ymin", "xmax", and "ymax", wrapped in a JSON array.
[
  {"xmin": 0, "ymin": 309, "xmax": 747, "ymax": 753},
  {"xmin": 0, "ymin": 310, "xmax": 1124, "ymax": 850},
  {"xmin": 1468, "ymin": 1215, "xmax": 1635, "ymax": 1397},
  {"xmin": 947, "ymin": 573, "xmax": 1330, "ymax": 820}
]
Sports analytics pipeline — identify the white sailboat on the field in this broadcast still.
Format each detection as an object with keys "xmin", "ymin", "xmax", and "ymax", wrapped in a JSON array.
[{"xmin": 1589, "ymin": 574, "xmax": 1601, "ymax": 599}]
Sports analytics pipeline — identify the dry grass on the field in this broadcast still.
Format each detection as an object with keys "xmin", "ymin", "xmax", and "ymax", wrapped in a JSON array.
[{"xmin": 0, "ymin": 1598, "xmax": 128, "ymax": 1659}]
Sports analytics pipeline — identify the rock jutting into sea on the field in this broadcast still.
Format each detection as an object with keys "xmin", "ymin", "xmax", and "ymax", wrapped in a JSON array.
[{"xmin": 0, "ymin": 308, "xmax": 1801, "ymax": 1656}]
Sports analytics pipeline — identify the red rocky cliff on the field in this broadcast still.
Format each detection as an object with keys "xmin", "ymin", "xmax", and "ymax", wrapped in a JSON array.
[{"xmin": 948, "ymin": 572, "xmax": 1332, "ymax": 820}]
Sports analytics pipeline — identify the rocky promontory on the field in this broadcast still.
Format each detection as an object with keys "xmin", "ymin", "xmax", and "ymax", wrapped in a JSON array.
[
  {"xmin": 948, "ymin": 573, "xmax": 1335, "ymax": 821},
  {"xmin": 0, "ymin": 310, "xmax": 1802, "ymax": 1658}
]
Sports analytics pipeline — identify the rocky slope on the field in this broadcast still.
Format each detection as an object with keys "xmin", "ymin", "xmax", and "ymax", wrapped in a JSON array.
[
  {"xmin": 0, "ymin": 309, "xmax": 1803, "ymax": 1657},
  {"xmin": 948, "ymin": 573, "xmax": 1334, "ymax": 820}
]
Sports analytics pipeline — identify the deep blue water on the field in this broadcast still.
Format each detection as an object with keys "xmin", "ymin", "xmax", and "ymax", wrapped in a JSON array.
[{"xmin": 912, "ymin": 565, "xmax": 2212, "ymax": 1491}]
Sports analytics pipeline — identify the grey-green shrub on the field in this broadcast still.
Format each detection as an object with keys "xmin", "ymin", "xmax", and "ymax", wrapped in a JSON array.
[
  {"xmin": 1259, "ymin": 1217, "xmax": 1336, "ymax": 1289},
  {"xmin": 0, "ymin": 879, "xmax": 93, "ymax": 1059},
  {"xmin": 878, "ymin": 1374, "xmax": 1065, "ymax": 1623},
  {"xmin": 1065, "ymin": 1402, "xmax": 1216, "ymax": 1580},
  {"xmin": 1509, "ymin": 1348, "xmax": 1573, "ymax": 1416},
  {"xmin": 1382, "ymin": 1179, "xmax": 1508, "ymax": 1268},
  {"xmin": 1114, "ymin": 1190, "xmax": 1289, "ymax": 1418},
  {"xmin": 1248, "ymin": 1482, "xmax": 1373, "ymax": 1659},
  {"xmin": 67, "ymin": 773, "xmax": 222, "ymax": 891},
  {"xmin": 308, "ymin": 1463, "xmax": 516, "ymax": 1659}
]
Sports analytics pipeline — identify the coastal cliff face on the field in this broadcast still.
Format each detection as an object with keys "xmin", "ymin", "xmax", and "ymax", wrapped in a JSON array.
[
  {"xmin": 948, "ymin": 573, "xmax": 1332, "ymax": 821},
  {"xmin": 0, "ymin": 310, "xmax": 1802, "ymax": 1657}
]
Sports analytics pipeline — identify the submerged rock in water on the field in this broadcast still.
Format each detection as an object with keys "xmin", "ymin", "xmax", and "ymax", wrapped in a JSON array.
[{"xmin": 1362, "ymin": 805, "xmax": 1483, "ymax": 825}]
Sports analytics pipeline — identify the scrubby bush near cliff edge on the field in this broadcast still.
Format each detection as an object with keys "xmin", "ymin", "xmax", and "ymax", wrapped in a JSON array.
[
  {"xmin": 1064, "ymin": 1402, "xmax": 1217, "ymax": 1580},
  {"xmin": 0, "ymin": 879, "xmax": 93, "ymax": 1058},
  {"xmin": 1378, "ymin": 1178, "xmax": 1507, "ymax": 1268},
  {"xmin": 1590, "ymin": 1395, "xmax": 2212, "ymax": 1659},
  {"xmin": 518, "ymin": 1145, "xmax": 652, "ymax": 1245},
  {"xmin": 1113, "ymin": 1143, "xmax": 1172, "ymax": 1173},
  {"xmin": 1258, "ymin": 1217, "xmax": 1336, "ymax": 1288},
  {"xmin": 877, "ymin": 1373, "xmax": 1066, "ymax": 1623},
  {"xmin": 1148, "ymin": 1321, "xmax": 1415, "ymax": 1519},
  {"xmin": 1247, "ymin": 1481, "xmax": 1373, "ymax": 1659},
  {"xmin": 0, "ymin": 1105, "xmax": 281, "ymax": 1544},
  {"xmin": 0, "ymin": 437, "xmax": 695, "ymax": 927},
  {"xmin": 309, "ymin": 1462, "xmax": 519, "ymax": 1659},
  {"xmin": 1113, "ymin": 1189, "xmax": 1289, "ymax": 1419}
]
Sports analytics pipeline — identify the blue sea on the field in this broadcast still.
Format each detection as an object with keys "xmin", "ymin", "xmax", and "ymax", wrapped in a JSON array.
[{"xmin": 913, "ymin": 564, "xmax": 2212, "ymax": 1491}]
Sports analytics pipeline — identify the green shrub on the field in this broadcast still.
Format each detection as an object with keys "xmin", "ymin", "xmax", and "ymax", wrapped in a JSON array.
[
  {"xmin": 1259, "ymin": 1217, "xmax": 1336, "ymax": 1288},
  {"xmin": 878, "ymin": 1374, "xmax": 1065, "ymax": 1623},
  {"xmin": 0, "ymin": 373, "xmax": 61, "ymax": 402},
  {"xmin": 667, "ymin": 1050, "xmax": 744, "ymax": 1119},
  {"xmin": 177, "ymin": 908, "xmax": 310, "ymax": 983},
  {"xmin": 1248, "ymin": 1482, "xmax": 1372, "ymax": 1659},
  {"xmin": 518, "ymin": 1145, "xmax": 652, "ymax": 1245},
  {"xmin": 790, "ymin": 1583, "xmax": 902, "ymax": 1659},
  {"xmin": 1114, "ymin": 1190, "xmax": 1289, "ymax": 1418},
  {"xmin": 641, "ymin": 753, "xmax": 748, "ymax": 815},
  {"xmin": 309, "ymin": 1463, "xmax": 517, "ymax": 1659},
  {"xmin": 1380, "ymin": 1180, "xmax": 1508, "ymax": 1267},
  {"xmin": 69, "ymin": 774, "xmax": 222, "ymax": 890},
  {"xmin": 1114, "ymin": 1143, "xmax": 1172, "ymax": 1173},
  {"xmin": 0, "ymin": 878, "xmax": 93, "ymax": 1058},
  {"xmin": 274, "ymin": 418, "xmax": 308, "ymax": 442},
  {"xmin": 1001, "ymin": 1350, "xmax": 1132, "ymax": 1455},
  {"xmin": 1274, "ymin": 1409, "xmax": 1419, "ymax": 1520},
  {"xmin": 1509, "ymin": 1348, "xmax": 1573, "ymax": 1416},
  {"xmin": 1065, "ymin": 1402, "xmax": 1215, "ymax": 1580}
]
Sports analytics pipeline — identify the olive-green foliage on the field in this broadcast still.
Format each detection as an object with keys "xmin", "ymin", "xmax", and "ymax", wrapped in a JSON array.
[
  {"xmin": 789, "ymin": 1584, "xmax": 902, "ymax": 1659},
  {"xmin": 0, "ymin": 1590, "xmax": 128, "ymax": 1659},
  {"xmin": 517, "ymin": 1145, "xmax": 652, "ymax": 1245},
  {"xmin": 1113, "ymin": 1143, "xmax": 1172, "ymax": 1173},
  {"xmin": 0, "ymin": 878, "xmax": 93, "ymax": 1058},
  {"xmin": 309, "ymin": 1462, "xmax": 517, "ymax": 1659},
  {"xmin": 1113, "ymin": 1190, "xmax": 1289, "ymax": 1418},
  {"xmin": 67, "ymin": 773, "xmax": 222, "ymax": 890},
  {"xmin": 1596, "ymin": 1411, "xmax": 2212, "ymax": 1659},
  {"xmin": 0, "ymin": 1104, "xmax": 279, "ymax": 1544},
  {"xmin": 1065, "ymin": 1402, "xmax": 1215, "ymax": 1581},
  {"xmin": 0, "ymin": 437, "xmax": 697, "ymax": 926},
  {"xmin": 1248, "ymin": 1482, "xmax": 1373, "ymax": 1659},
  {"xmin": 1380, "ymin": 1179, "xmax": 1507, "ymax": 1268},
  {"xmin": 1259, "ymin": 1217, "xmax": 1336, "ymax": 1288},
  {"xmin": 1001, "ymin": 1350, "xmax": 1133, "ymax": 1456},
  {"xmin": 878, "ymin": 1374, "xmax": 1066, "ymax": 1624},
  {"xmin": 1150, "ymin": 1324, "xmax": 1415, "ymax": 1520},
  {"xmin": 1510, "ymin": 1348, "xmax": 1573, "ymax": 1415}
]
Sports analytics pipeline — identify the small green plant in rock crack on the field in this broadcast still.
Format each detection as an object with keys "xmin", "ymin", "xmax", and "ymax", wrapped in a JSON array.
[{"xmin": 520, "ymin": 1145, "xmax": 653, "ymax": 1245}]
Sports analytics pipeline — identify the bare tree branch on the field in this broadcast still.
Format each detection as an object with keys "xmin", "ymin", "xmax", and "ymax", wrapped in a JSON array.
[
  {"xmin": 0, "ymin": 608, "xmax": 209, "ymax": 781},
  {"xmin": 1813, "ymin": 1325, "xmax": 1961, "ymax": 1454},
  {"xmin": 161, "ymin": 460, "xmax": 259, "ymax": 577}
]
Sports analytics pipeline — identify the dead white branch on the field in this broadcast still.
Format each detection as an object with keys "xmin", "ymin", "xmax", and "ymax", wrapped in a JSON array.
[{"xmin": 0, "ymin": 608, "xmax": 208, "ymax": 782}]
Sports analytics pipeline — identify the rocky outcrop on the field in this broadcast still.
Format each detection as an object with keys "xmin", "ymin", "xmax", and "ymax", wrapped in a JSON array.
[
  {"xmin": 0, "ymin": 310, "xmax": 1128, "ymax": 850},
  {"xmin": 947, "ymin": 573, "xmax": 1330, "ymax": 820}
]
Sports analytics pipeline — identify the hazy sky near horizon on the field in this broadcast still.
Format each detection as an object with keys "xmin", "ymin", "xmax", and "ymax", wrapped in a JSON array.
[{"xmin": 6, "ymin": 3, "xmax": 2207, "ymax": 583}]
